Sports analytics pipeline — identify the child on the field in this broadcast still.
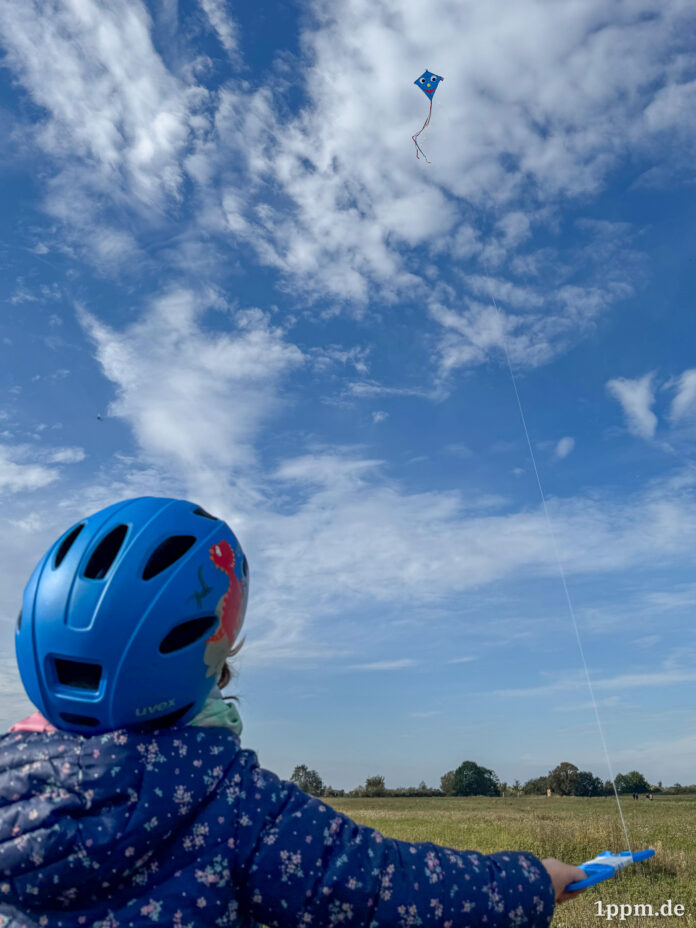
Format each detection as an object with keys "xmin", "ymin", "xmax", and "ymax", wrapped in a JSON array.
[{"xmin": 0, "ymin": 497, "xmax": 584, "ymax": 927}]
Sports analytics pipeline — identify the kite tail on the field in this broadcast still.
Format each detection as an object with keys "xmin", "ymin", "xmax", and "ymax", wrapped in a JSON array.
[{"xmin": 412, "ymin": 98, "xmax": 433, "ymax": 164}]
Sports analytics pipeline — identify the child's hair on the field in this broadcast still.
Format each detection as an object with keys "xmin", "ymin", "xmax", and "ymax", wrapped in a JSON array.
[{"xmin": 217, "ymin": 637, "xmax": 245, "ymax": 694}]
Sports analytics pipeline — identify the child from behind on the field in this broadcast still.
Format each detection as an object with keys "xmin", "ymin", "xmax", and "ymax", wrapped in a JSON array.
[{"xmin": 0, "ymin": 497, "xmax": 584, "ymax": 927}]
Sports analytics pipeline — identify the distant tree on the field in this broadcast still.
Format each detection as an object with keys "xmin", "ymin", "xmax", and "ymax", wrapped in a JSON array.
[
  {"xmin": 615, "ymin": 771, "xmax": 651, "ymax": 794},
  {"xmin": 663, "ymin": 782, "xmax": 696, "ymax": 794},
  {"xmin": 499, "ymin": 781, "xmax": 509, "ymax": 797},
  {"xmin": 512, "ymin": 780, "xmax": 522, "ymax": 796},
  {"xmin": 522, "ymin": 776, "xmax": 550, "ymax": 795},
  {"xmin": 290, "ymin": 764, "xmax": 324, "ymax": 796},
  {"xmin": 452, "ymin": 761, "xmax": 500, "ymax": 797},
  {"xmin": 418, "ymin": 780, "xmax": 428, "ymax": 791},
  {"xmin": 548, "ymin": 762, "xmax": 579, "ymax": 796},
  {"xmin": 441, "ymin": 770, "xmax": 456, "ymax": 795},
  {"xmin": 602, "ymin": 780, "xmax": 615, "ymax": 796},
  {"xmin": 364, "ymin": 775, "xmax": 386, "ymax": 797},
  {"xmin": 574, "ymin": 771, "xmax": 603, "ymax": 797}
]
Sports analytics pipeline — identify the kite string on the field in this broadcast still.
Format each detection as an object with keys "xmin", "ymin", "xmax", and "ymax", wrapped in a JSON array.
[{"xmin": 490, "ymin": 296, "xmax": 632, "ymax": 854}]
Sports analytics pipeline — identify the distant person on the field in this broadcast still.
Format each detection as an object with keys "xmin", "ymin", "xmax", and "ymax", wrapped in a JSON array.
[
  {"xmin": 0, "ymin": 497, "xmax": 586, "ymax": 926},
  {"xmin": 547, "ymin": 787, "xmax": 552, "ymax": 798}
]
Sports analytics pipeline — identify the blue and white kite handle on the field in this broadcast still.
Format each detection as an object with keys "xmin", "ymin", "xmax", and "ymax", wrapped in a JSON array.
[{"xmin": 566, "ymin": 849, "xmax": 655, "ymax": 891}]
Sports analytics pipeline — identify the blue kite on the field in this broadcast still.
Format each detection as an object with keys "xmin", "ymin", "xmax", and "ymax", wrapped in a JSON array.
[{"xmin": 412, "ymin": 69, "xmax": 444, "ymax": 163}]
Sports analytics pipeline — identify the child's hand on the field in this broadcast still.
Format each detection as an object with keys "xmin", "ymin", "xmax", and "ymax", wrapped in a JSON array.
[{"xmin": 541, "ymin": 858, "xmax": 587, "ymax": 903}]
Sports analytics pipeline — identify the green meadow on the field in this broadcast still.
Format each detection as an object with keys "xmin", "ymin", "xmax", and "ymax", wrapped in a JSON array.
[{"xmin": 328, "ymin": 796, "xmax": 695, "ymax": 926}]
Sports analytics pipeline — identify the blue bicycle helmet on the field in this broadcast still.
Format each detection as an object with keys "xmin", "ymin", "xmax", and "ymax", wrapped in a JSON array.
[{"xmin": 16, "ymin": 497, "xmax": 249, "ymax": 735}]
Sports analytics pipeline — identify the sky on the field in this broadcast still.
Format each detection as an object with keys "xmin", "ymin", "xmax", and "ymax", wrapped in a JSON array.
[{"xmin": 1, "ymin": 0, "xmax": 696, "ymax": 794}]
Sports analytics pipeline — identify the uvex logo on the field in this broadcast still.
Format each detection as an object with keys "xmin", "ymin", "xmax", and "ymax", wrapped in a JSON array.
[{"xmin": 135, "ymin": 699, "xmax": 175, "ymax": 717}]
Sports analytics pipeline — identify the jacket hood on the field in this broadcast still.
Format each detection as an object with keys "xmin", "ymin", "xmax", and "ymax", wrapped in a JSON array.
[{"xmin": 0, "ymin": 725, "xmax": 239, "ymax": 910}]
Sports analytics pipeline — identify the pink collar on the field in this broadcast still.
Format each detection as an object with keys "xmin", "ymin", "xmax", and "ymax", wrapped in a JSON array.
[{"xmin": 9, "ymin": 711, "xmax": 55, "ymax": 733}]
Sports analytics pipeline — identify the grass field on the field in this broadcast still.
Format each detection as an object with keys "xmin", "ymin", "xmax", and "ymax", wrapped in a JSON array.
[{"xmin": 327, "ymin": 795, "xmax": 694, "ymax": 926}]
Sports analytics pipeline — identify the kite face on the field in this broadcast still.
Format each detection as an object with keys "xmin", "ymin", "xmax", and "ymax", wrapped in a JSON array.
[{"xmin": 415, "ymin": 70, "xmax": 443, "ymax": 97}]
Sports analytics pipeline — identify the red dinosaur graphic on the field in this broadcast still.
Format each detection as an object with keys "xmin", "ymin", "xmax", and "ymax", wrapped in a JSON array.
[{"xmin": 203, "ymin": 540, "xmax": 246, "ymax": 678}]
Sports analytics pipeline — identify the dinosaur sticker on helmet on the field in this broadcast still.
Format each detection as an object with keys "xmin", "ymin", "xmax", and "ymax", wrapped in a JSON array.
[
  {"xmin": 203, "ymin": 540, "xmax": 247, "ymax": 678},
  {"xmin": 189, "ymin": 566, "xmax": 213, "ymax": 609}
]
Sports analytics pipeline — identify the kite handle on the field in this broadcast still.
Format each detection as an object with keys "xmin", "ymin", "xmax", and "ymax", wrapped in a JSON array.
[{"xmin": 566, "ymin": 849, "xmax": 655, "ymax": 892}]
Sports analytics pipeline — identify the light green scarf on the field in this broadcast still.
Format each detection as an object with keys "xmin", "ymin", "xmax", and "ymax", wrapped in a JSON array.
[{"xmin": 189, "ymin": 686, "xmax": 242, "ymax": 736}]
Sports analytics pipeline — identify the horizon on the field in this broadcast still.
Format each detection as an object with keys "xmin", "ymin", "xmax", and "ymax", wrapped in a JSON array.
[{"xmin": 1, "ymin": 0, "xmax": 696, "ymax": 791}]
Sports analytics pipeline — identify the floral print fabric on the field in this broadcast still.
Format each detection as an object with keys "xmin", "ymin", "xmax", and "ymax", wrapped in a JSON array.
[{"xmin": 0, "ymin": 727, "xmax": 554, "ymax": 927}]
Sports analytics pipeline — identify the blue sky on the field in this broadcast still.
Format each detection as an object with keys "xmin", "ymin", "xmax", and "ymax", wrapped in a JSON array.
[{"xmin": 1, "ymin": 0, "xmax": 696, "ymax": 792}]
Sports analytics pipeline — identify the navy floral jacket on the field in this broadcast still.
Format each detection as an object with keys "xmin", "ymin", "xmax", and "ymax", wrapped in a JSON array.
[{"xmin": 0, "ymin": 726, "xmax": 555, "ymax": 927}]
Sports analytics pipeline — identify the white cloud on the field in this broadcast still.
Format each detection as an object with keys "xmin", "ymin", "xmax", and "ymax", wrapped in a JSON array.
[
  {"xmin": 0, "ymin": 0, "xmax": 196, "ymax": 205},
  {"xmin": 8, "ymin": 512, "xmax": 44, "ymax": 534},
  {"xmin": 348, "ymin": 659, "xmax": 417, "ymax": 671},
  {"xmin": 496, "ymin": 212, "xmax": 532, "ymax": 248},
  {"xmin": 274, "ymin": 453, "xmax": 382, "ymax": 489},
  {"xmin": 9, "ymin": 279, "xmax": 61, "ymax": 305},
  {"xmin": 0, "ymin": 445, "xmax": 59, "ymax": 493},
  {"xmin": 554, "ymin": 437, "xmax": 575, "ymax": 460},
  {"xmin": 643, "ymin": 79, "xmax": 696, "ymax": 134},
  {"xmin": 463, "ymin": 275, "xmax": 543, "ymax": 311},
  {"xmin": 444, "ymin": 442, "xmax": 473, "ymax": 459},
  {"xmin": 429, "ymin": 274, "xmax": 632, "ymax": 374},
  {"xmin": 494, "ymin": 660, "xmax": 696, "ymax": 698},
  {"xmin": 310, "ymin": 345, "xmax": 371, "ymax": 375},
  {"xmin": 429, "ymin": 301, "xmax": 506, "ymax": 371},
  {"xmin": 606, "ymin": 373, "xmax": 658, "ymax": 439},
  {"xmin": 669, "ymin": 369, "xmax": 696, "ymax": 424},
  {"xmin": 348, "ymin": 381, "xmax": 435, "ymax": 399},
  {"xmin": 198, "ymin": 0, "xmax": 239, "ymax": 60},
  {"xmin": 1, "ymin": 0, "xmax": 691, "ymax": 386},
  {"xmin": 200, "ymin": 0, "xmax": 694, "ymax": 308},
  {"xmin": 238, "ymin": 450, "xmax": 696, "ymax": 662},
  {"xmin": 428, "ymin": 296, "xmax": 585, "ymax": 373},
  {"xmin": 45, "ymin": 447, "xmax": 86, "ymax": 465},
  {"xmin": 79, "ymin": 291, "xmax": 304, "ymax": 507},
  {"xmin": 372, "ymin": 411, "xmax": 388, "ymax": 424},
  {"xmin": 0, "ymin": 442, "xmax": 89, "ymax": 495},
  {"xmin": 0, "ymin": 0, "xmax": 204, "ymax": 264}
]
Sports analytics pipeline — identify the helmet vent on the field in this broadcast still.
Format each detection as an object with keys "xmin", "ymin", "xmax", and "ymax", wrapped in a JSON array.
[
  {"xmin": 54, "ymin": 523, "xmax": 85, "ymax": 568},
  {"xmin": 84, "ymin": 524, "xmax": 128, "ymax": 580},
  {"xmin": 241, "ymin": 555, "xmax": 248, "ymax": 578},
  {"xmin": 59, "ymin": 712, "xmax": 99, "ymax": 727},
  {"xmin": 143, "ymin": 535, "xmax": 196, "ymax": 581},
  {"xmin": 16, "ymin": 610, "xmax": 22, "ymax": 632},
  {"xmin": 54, "ymin": 658, "xmax": 102, "ymax": 691},
  {"xmin": 159, "ymin": 615, "xmax": 218, "ymax": 654},
  {"xmin": 193, "ymin": 506, "xmax": 219, "ymax": 520}
]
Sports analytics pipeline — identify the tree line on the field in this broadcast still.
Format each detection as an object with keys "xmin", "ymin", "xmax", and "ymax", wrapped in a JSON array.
[{"xmin": 289, "ymin": 761, "xmax": 687, "ymax": 798}]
